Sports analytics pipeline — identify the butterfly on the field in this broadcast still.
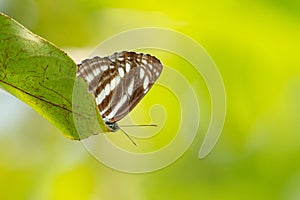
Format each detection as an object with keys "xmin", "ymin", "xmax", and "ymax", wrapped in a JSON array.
[{"xmin": 76, "ymin": 51, "xmax": 163, "ymax": 132}]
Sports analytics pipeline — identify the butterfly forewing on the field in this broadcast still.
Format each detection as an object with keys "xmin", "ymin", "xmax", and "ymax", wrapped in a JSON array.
[{"xmin": 77, "ymin": 51, "xmax": 163, "ymax": 131}]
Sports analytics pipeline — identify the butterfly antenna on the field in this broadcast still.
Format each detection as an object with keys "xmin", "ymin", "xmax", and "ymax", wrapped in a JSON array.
[
  {"xmin": 119, "ymin": 127, "xmax": 137, "ymax": 146},
  {"xmin": 120, "ymin": 124, "xmax": 158, "ymax": 127}
]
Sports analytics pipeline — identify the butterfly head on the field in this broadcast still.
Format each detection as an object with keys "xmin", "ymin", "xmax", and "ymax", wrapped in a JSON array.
[{"xmin": 103, "ymin": 118, "xmax": 119, "ymax": 132}]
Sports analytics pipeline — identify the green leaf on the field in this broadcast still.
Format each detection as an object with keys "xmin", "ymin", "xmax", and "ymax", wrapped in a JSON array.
[{"xmin": 0, "ymin": 12, "xmax": 108, "ymax": 140}]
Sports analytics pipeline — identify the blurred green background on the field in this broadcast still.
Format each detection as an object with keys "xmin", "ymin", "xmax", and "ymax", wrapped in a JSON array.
[{"xmin": 1, "ymin": 0, "xmax": 300, "ymax": 199}]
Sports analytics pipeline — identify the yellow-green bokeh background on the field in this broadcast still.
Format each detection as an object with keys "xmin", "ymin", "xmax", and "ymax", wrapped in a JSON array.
[{"xmin": 1, "ymin": 0, "xmax": 300, "ymax": 199}]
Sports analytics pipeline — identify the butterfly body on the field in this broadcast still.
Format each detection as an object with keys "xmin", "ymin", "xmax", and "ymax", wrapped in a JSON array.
[{"xmin": 77, "ymin": 51, "xmax": 163, "ymax": 132}]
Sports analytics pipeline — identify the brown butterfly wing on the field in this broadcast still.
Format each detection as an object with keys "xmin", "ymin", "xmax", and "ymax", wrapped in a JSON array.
[{"xmin": 77, "ymin": 51, "xmax": 163, "ymax": 128}]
